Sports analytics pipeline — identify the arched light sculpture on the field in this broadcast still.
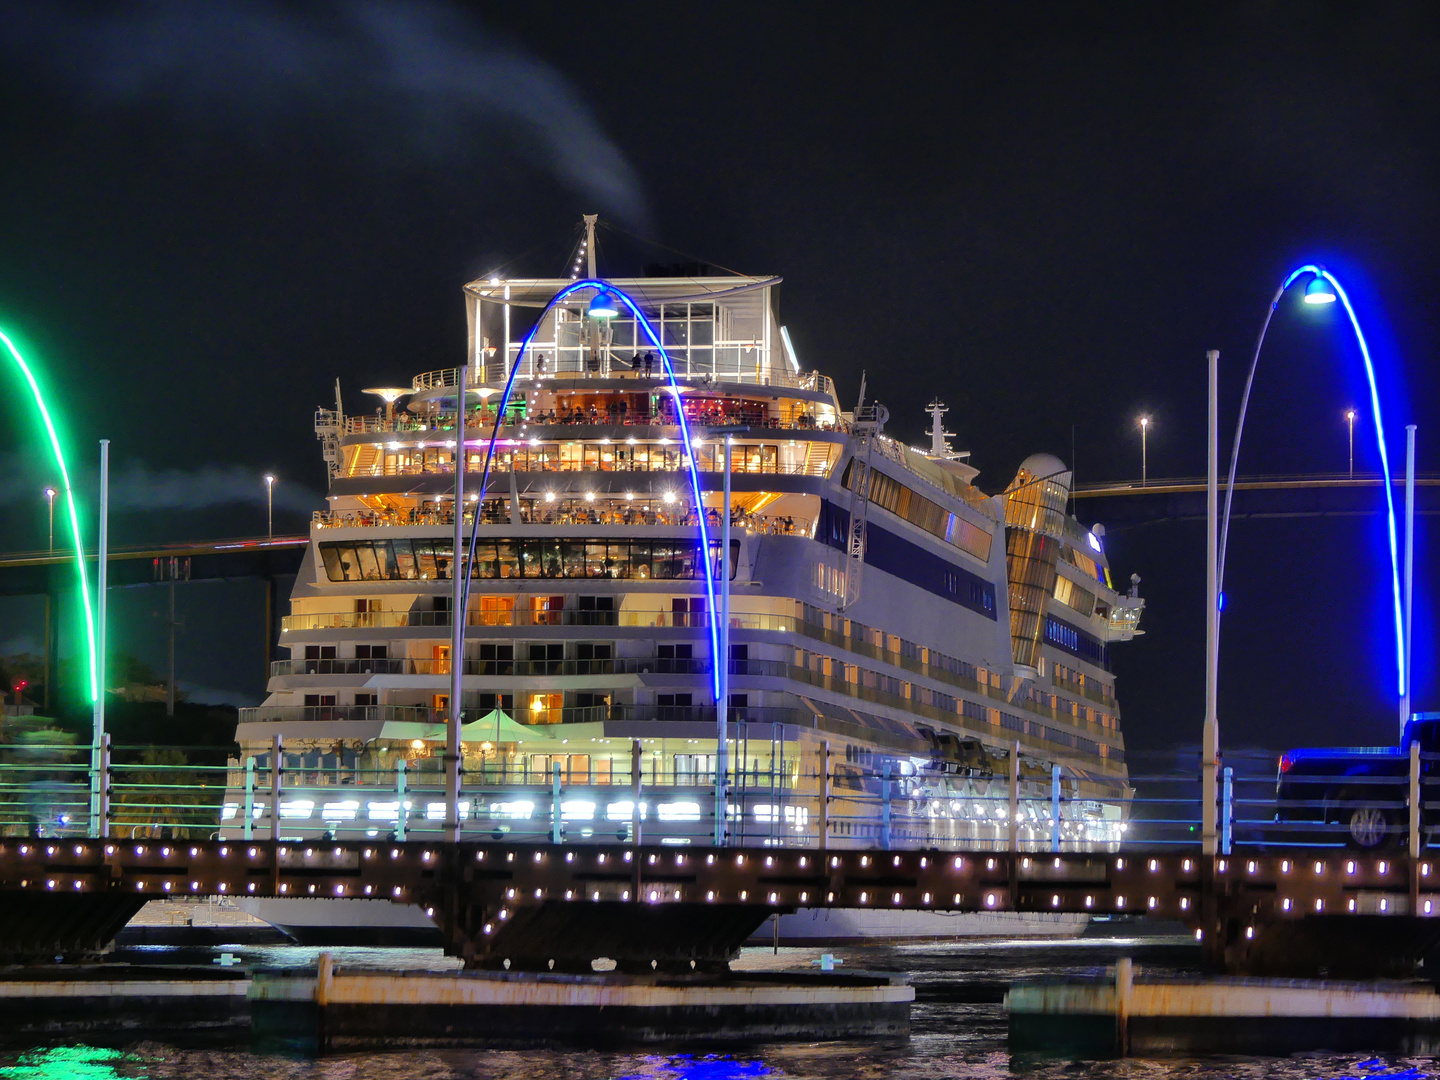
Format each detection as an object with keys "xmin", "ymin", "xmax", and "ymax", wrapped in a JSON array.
[
  {"xmin": 461, "ymin": 279, "xmax": 723, "ymax": 702},
  {"xmin": 0, "ymin": 328, "xmax": 99, "ymax": 702},
  {"xmin": 1220, "ymin": 264, "xmax": 1404, "ymax": 696}
]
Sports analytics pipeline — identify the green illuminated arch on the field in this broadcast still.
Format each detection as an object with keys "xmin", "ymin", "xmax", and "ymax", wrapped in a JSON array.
[{"xmin": 0, "ymin": 327, "xmax": 98, "ymax": 703}]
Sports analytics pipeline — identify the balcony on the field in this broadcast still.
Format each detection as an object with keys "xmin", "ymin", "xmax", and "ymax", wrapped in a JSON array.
[
  {"xmin": 411, "ymin": 364, "xmax": 836, "ymax": 399},
  {"xmin": 312, "ymin": 505, "xmax": 812, "ymax": 537},
  {"xmin": 237, "ymin": 704, "xmax": 433, "ymax": 725},
  {"xmin": 270, "ymin": 656, "xmax": 712, "ymax": 678}
]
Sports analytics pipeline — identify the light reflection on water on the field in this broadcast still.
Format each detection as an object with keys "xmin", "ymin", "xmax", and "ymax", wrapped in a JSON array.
[{"xmin": 0, "ymin": 938, "xmax": 1432, "ymax": 1079}]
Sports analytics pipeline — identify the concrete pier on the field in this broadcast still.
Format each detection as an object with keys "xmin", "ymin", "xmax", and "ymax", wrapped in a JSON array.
[
  {"xmin": 1007, "ymin": 958, "xmax": 1440, "ymax": 1055},
  {"xmin": 251, "ymin": 958, "xmax": 913, "ymax": 1051},
  {"xmin": 0, "ymin": 966, "xmax": 250, "ymax": 1037}
]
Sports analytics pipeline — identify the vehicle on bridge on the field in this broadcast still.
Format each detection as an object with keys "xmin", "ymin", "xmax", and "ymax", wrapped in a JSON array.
[{"xmin": 1275, "ymin": 712, "xmax": 1440, "ymax": 849}]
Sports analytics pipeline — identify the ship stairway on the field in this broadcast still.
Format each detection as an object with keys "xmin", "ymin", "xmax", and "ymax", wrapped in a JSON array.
[
  {"xmin": 841, "ymin": 402, "xmax": 887, "ymax": 610},
  {"xmin": 346, "ymin": 442, "xmax": 382, "ymax": 477},
  {"xmin": 314, "ymin": 407, "xmax": 342, "ymax": 479}
]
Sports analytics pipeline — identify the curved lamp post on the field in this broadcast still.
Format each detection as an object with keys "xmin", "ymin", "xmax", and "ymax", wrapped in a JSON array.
[
  {"xmin": 1218, "ymin": 264, "xmax": 1405, "ymax": 702},
  {"xmin": 0, "ymin": 329, "xmax": 98, "ymax": 705}
]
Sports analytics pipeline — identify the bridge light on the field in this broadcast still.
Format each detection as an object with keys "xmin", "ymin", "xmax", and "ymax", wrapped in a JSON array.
[
  {"xmin": 953, "ymin": 893, "xmax": 961, "ymax": 904},
  {"xmin": 1148, "ymin": 896, "xmax": 1158, "ymax": 909},
  {"xmin": 46, "ymin": 880, "xmax": 54, "ymax": 890},
  {"xmin": 1379, "ymin": 861, "xmax": 1388, "ymax": 874},
  {"xmin": 1427, "ymin": 901, "xmax": 1435, "ymax": 915},
  {"xmin": 248, "ymin": 883, "xmax": 255, "ymax": 892},
  {"xmin": 1183, "ymin": 859, "xmax": 1193, "ymax": 873},
  {"xmin": 986, "ymin": 893, "xmax": 997, "ymax": 908},
  {"xmin": 1381, "ymin": 898, "xmax": 1389, "ymax": 912},
  {"xmin": 1283, "ymin": 898, "xmax": 1292, "ymax": 911},
  {"xmin": 1051, "ymin": 895, "xmax": 1059, "ymax": 908},
  {"xmin": 1116, "ymin": 858, "xmax": 1126, "ymax": 871},
  {"xmin": 1315, "ymin": 861, "xmax": 1324, "ymax": 874},
  {"xmin": 1347, "ymin": 861, "xmax": 1355, "ymax": 874},
  {"xmin": 801, "ymin": 892, "xmax": 809, "ymax": 902},
  {"xmin": 860, "ymin": 892, "xmax": 868, "ymax": 903},
  {"xmin": 1180, "ymin": 897, "xmax": 1190, "ymax": 911},
  {"xmin": 163, "ymin": 882, "xmax": 172, "ymax": 892},
  {"xmin": 1303, "ymin": 275, "xmax": 1337, "ymax": 304},
  {"xmin": 1085, "ymin": 895, "xmax": 1094, "ymax": 908},
  {"xmin": 364, "ymin": 886, "xmax": 372, "ymax": 896},
  {"xmin": 1245, "ymin": 926, "xmax": 1255, "ymax": 939}
]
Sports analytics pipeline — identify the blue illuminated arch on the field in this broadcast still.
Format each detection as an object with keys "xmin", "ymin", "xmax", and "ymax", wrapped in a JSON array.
[
  {"xmin": 1219, "ymin": 264, "xmax": 1404, "ymax": 697},
  {"xmin": 460, "ymin": 279, "xmax": 723, "ymax": 702}
]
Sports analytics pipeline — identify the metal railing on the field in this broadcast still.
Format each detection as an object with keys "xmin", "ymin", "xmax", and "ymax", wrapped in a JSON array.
[
  {"xmin": 5, "ymin": 741, "xmax": 1438, "ymax": 856},
  {"xmin": 334, "ymin": 455, "xmax": 837, "ymax": 481},
  {"xmin": 311, "ymin": 507, "xmax": 812, "ymax": 536},
  {"xmin": 411, "ymin": 365, "xmax": 837, "ymax": 399}
]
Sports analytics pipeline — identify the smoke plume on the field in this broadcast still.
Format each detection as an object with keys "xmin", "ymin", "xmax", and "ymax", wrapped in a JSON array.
[{"xmin": 1, "ymin": 0, "xmax": 647, "ymax": 224}]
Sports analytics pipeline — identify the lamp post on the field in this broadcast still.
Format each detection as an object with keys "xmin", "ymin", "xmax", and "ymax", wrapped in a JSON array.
[
  {"xmin": 264, "ymin": 474, "xmax": 275, "ymax": 540},
  {"xmin": 1346, "ymin": 409, "xmax": 1357, "ymax": 478},
  {"xmin": 43, "ymin": 486, "xmax": 56, "ymax": 552},
  {"xmin": 1220, "ymin": 264, "xmax": 1407, "ymax": 735},
  {"xmin": 1138, "ymin": 416, "xmax": 1150, "ymax": 485}
]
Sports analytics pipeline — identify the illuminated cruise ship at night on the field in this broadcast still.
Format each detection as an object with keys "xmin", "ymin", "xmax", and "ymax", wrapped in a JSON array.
[{"xmin": 228, "ymin": 220, "xmax": 1143, "ymax": 939}]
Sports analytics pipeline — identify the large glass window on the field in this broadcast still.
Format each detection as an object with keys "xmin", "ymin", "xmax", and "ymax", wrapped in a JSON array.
[{"xmin": 318, "ymin": 538, "xmax": 738, "ymax": 582}]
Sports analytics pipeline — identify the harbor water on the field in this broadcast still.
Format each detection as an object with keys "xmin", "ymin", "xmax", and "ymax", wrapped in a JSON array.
[{"xmin": 0, "ymin": 935, "xmax": 1435, "ymax": 1077}]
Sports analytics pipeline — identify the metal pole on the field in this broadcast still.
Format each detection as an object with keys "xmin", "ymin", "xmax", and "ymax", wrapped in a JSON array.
[
  {"xmin": 265, "ymin": 476, "xmax": 274, "ymax": 540},
  {"xmin": 715, "ymin": 436, "xmax": 732, "ymax": 845},
  {"xmin": 243, "ymin": 757, "xmax": 255, "ymax": 841},
  {"xmin": 270, "ymin": 733, "xmax": 283, "ymax": 843},
  {"xmin": 446, "ymin": 364, "xmax": 466, "ymax": 842},
  {"xmin": 1220, "ymin": 766, "xmax": 1233, "ymax": 855},
  {"xmin": 552, "ymin": 760, "xmax": 562, "ymax": 844},
  {"xmin": 46, "ymin": 489, "xmax": 54, "ymax": 552},
  {"xmin": 1050, "ymin": 765, "xmax": 1061, "ymax": 853},
  {"xmin": 97, "ymin": 732, "xmax": 110, "ymax": 839},
  {"xmin": 1202, "ymin": 350, "xmax": 1220, "ymax": 856},
  {"xmin": 396, "ymin": 758, "xmax": 407, "ymax": 841},
  {"xmin": 91, "ymin": 440, "xmax": 109, "ymax": 838},
  {"xmin": 1348, "ymin": 412, "xmax": 1356, "ymax": 478},
  {"xmin": 880, "ymin": 759, "xmax": 892, "ymax": 850},
  {"xmin": 1401, "ymin": 425, "xmax": 1416, "ymax": 734},
  {"xmin": 630, "ymin": 738, "xmax": 642, "ymax": 847},
  {"xmin": 1141, "ymin": 419, "xmax": 1148, "ymax": 485},
  {"xmin": 1409, "ymin": 738, "xmax": 1422, "ymax": 860},
  {"xmin": 1008, "ymin": 741, "xmax": 1020, "ymax": 852},
  {"xmin": 818, "ymin": 740, "xmax": 830, "ymax": 850}
]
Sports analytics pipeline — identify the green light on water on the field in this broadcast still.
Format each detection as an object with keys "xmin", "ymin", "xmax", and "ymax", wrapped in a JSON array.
[
  {"xmin": 0, "ymin": 328, "xmax": 99, "ymax": 703},
  {"xmin": 0, "ymin": 1045, "xmax": 136, "ymax": 1079}
]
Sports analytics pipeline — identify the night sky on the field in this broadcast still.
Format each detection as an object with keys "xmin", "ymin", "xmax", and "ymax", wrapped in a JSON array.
[{"xmin": 0, "ymin": 3, "xmax": 1434, "ymax": 756}]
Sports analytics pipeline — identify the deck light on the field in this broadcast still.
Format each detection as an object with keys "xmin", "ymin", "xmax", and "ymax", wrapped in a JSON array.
[
  {"xmin": 588, "ymin": 290, "xmax": 619, "ymax": 318},
  {"xmin": 1304, "ymin": 275, "xmax": 1337, "ymax": 304}
]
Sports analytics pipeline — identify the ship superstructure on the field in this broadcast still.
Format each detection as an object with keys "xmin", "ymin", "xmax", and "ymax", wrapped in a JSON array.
[{"xmin": 231, "ymin": 232, "xmax": 1143, "ymax": 853}]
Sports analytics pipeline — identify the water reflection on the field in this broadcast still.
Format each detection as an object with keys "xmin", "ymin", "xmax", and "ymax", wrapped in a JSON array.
[
  {"xmin": 0, "ymin": 1046, "xmax": 141, "ymax": 1080},
  {"xmin": 614, "ymin": 1056, "xmax": 773, "ymax": 1080}
]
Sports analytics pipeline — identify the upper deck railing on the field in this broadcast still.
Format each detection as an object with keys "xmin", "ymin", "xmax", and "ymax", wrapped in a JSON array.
[{"xmin": 411, "ymin": 365, "xmax": 837, "ymax": 399}]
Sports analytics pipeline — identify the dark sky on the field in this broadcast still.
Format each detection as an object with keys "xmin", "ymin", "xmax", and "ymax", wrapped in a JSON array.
[{"xmin": 0, "ymin": 2, "xmax": 1434, "ymax": 754}]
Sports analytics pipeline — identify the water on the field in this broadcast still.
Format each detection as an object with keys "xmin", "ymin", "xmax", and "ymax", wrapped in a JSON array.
[{"xmin": 0, "ymin": 937, "xmax": 1433, "ymax": 1079}]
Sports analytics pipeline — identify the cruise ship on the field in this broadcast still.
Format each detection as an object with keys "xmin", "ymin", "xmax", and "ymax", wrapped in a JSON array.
[{"xmin": 228, "ymin": 220, "xmax": 1143, "ymax": 941}]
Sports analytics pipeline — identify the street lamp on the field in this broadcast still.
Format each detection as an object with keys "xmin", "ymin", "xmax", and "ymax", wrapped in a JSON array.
[
  {"xmin": 1219, "ymin": 264, "xmax": 1406, "ymax": 733},
  {"xmin": 1137, "ymin": 416, "xmax": 1150, "ymax": 485},
  {"xmin": 1345, "ymin": 409, "xmax": 1357, "ymax": 478},
  {"xmin": 42, "ymin": 486, "xmax": 56, "ymax": 552},
  {"xmin": 264, "ymin": 474, "xmax": 275, "ymax": 539}
]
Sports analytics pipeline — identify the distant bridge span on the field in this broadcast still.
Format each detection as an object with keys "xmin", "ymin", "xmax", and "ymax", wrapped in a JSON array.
[{"xmin": 1073, "ymin": 473, "xmax": 1440, "ymax": 530}]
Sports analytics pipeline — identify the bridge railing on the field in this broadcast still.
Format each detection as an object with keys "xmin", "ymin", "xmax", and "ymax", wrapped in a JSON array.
[{"xmin": 3, "ymin": 742, "xmax": 1435, "ymax": 855}]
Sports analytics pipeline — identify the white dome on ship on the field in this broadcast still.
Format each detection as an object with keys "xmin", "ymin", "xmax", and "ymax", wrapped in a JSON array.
[{"xmin": 1017, "ymin": 452, "xmax": 1070, "ymax": 481}]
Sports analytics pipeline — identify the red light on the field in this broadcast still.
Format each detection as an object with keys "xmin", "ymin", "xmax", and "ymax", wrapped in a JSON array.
[{"xmin": 1278, "ymin": 754, "xmax": 1294, "ymax": 774}]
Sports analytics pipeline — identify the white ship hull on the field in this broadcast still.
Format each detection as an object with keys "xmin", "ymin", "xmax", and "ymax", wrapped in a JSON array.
[
  {"xmin": 234, "ymin": 896, "xmax": 1084, "ymax": 946},
  {"xmin": 753, "ymin": 907, "xmax": 1087, "ymax": 942}
]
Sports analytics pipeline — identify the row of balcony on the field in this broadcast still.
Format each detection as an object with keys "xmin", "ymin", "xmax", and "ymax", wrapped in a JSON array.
[
  {"xmin": 409, "ymin": 364, "xmax": 837, "ymax": 398},
  {"xmin": 278, "ymin": 611, "xmax": 1120, "ymax": 750},
  {"xmin": 270, "ymin": 656, "xmax": 712, "ymax": 678},
  {"xmin": 312, "ymin": 506, "xmax": 811, "ymax": 536},
  {"xmin": 344, "ymin": 411, "xmax": 844, "ymax": 437},
  {"xmin": 237, "ymin": 703, "xmax": 794, "ymax": 727},
  {"xmin": 339, "ymin": 455, "xmax": 836, "ymax": 480}
]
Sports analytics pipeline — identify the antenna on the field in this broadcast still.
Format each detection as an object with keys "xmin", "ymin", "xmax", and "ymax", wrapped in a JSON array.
[{"xmin": 924, "ymin": 398, "xmax": 969, "ymax": 461}]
